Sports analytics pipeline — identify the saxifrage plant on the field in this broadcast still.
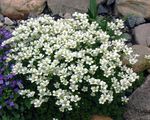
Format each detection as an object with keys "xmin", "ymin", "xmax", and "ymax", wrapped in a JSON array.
[{"xmin": 2, "ymin": 13, "xmax": 139, "ymax": 120}]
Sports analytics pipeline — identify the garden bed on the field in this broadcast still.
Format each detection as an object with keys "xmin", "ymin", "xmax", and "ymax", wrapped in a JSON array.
[{"xmin": 0, "ymin": 0, "xmax": 150, "ymax": 120}]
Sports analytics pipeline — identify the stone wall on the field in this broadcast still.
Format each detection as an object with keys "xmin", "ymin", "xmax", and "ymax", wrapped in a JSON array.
[{"xmin": 1, "ymin": 0, "xmax": 150, "ymax": 20}]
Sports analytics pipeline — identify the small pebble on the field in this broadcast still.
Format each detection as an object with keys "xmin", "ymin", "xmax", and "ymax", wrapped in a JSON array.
[
  {"xmin": 122, "ymin": 33, "xmax": 132, "ymax": 41},
  {"xmin": 4, "ymin": 17, "xmax": 14, "ymax": 26},
  {"xmin": 5, "ymin": 26, "xmax": 15, "ymax": 32},
  {"xmin": 147, "ymin": 69, "xmax": 150, "ymax": 73},
  {"xmin": 0, "ymin": 22, "xmax": 3, "ymax": 27},
  {"xmin": 126, "ymin": 42, "xmax": 133, "ymax": 47},
  {"xmin": 0, "ymin": 14, "xmax": 4, "ymax": 22},
  {"xmin": 64, "ymin": 13, "xmax": 71, "ymax": 19}
]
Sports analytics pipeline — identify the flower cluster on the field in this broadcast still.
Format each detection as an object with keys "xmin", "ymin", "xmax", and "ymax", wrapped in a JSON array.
[
  {"xmin": 107, "ymin": 19, "xmax": 124, "ymax": 36},
  {"xmin": 2, "ymin": 13, "xmax": 139, "ymax": 112},
  {"xmin": 0, "ymin": 28, "xmax": 23, "ymax": 110},
  {"xmin": 145, "ymin": 55, "xmax": 150, "ymax": 60}
]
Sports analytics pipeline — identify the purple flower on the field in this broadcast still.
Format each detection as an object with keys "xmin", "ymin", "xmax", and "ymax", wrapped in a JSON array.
[
  {"xmin": 9, "ymin": 101, "xmax": 15, "ymax": 107},
  {"xmin": 0, "ymin": 80, "xmax": 4, "ymax": 84},
  {"xmin": 0, "ymin": 75, "xmax": 4, "ymax": 84},
  {"xmin": 14, "ymin": 88, "xmax": 19, "ymax": 93},
  {"xmin": 0, "ymin": 67, "xmax": 5, "ymax": 73},
  {"xmin": 6, "ymin": 74, "xmax": 14, "ymax": 79},
  {"xmin": 0, "ymin": 89, "xmax": 3, "ymax": 95},
  {"xmin": 0, "ymin": 75, "xmax": 3, "ymax": 80},
  {"xmin": 9, "ymin": 95, "xmax": 14, "ymax": 99},
  {"xmin": 5, "ymin": 81, "xmax": 10, "ymax": 86},
  {"xmin": 0, "ymin": 27, "xmax": 23, "ymax": 110},
  {"xmin": 2, "ymin": 56, "xmax": 7, "ymax": 60},
  {"xmin": 10, "ymin": 80, "xmax": 17, "ymax": 87}
]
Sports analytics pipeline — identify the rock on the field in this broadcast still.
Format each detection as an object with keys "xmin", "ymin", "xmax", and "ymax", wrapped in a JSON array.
[
  {"xmin": 0, "ymin": 0, "xmax": 46, "ymax": 20},
  {"xmin": 122, "ymin": 33, "xmax": 132, "ymax": 41},
  {"xmin": 5, "ymin": 26, "xmax": 16, "ymax": 32},
  {"xmin": 116, "ymin": 0, "xmax": 150, "ymax": 19},
  {"xmin": 4, "ymin": 17, "xmax": 14, "ymax": 26},
  {"xmin": 126, "ymin": 16, "xmax": 136, "ymax": 28},
  {"xmin": 123, "ymin": 45, "xmax": 150, "ymax": 72},
  {"xmin": 131, "ymin": 45, "xmax": 150, "ymax": 72},
  {"xmin": 91, "ymin": 115, "xmax": 112, "ymax": 120},
  {"xmin": 147, "ymin": 69, "xmax": 150, "ymax": 73},
  {"xmin": 47, "ymin": 0, "xmax": 105, "ymax": 14},
  {"xmin": 126, "ymin": 42, "xmax": 133, "ymax": 47},
  {"xmin": 98, "ymin": 4, "xmax": 108, "ymax": 15},
  {"xmin": 124, "ymin": 75, "xmax": 150, "ymax": 120},
  {"xmin": 126, "ymin": 16, "xmax": 145, "ymax": 28},
  {"xmin": 134, "ymin": 24, "xmax": 150, "ymax": 47},
  {"xmin": 135, "ymin": 17, "xmax": 145, "ymax": 25},
  {"xmin": 0, "ymin": 14, "xmax": 4, "ymax": 22},
  {"xmin": 107, "ymin": 0, "xmax": 115, "ymax": 6},
  {"xmin": 64, "ymin": 13, "xmax": 72, "ymax": 19},
  {"xmin": 0, "ymin": 22, "xmax": 3, "ymax": 27}
]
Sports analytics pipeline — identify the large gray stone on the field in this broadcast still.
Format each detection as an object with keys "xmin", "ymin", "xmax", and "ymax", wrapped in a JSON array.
[
  {"xmin": 124, "ymin": 75, "xmax": 150, "ymax": 120},
  {"xmin": 134, "ymin": 24, "xmax": 150, "ymax": 47},
  {"xmin": 116, "ymin": 0, "xmax": 150, "ymax": 19},
  {"xmin": 47, "ymin": 0, "xmax": 105, "ymax": 14}
]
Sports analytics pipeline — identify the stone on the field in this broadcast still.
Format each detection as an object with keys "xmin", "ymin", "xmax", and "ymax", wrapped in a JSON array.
[
  {"xmin": 107, "ymin": 0, "xmax": 115, "ymax": 6},
  {"xmin": 122, "ymin": 33, "xmax": 132, "ymax": 41},
  {"xmin": 0, "ymin": 22, "xmax": 3, "ymax": 27},
  {"xmin": 0, "ymin": 14, "xmax": 4, "ymax": 22},
  {"xmin": 124, "ymin": 75, "xmax": 150, "ymax": 120},
  {"xmin": 126, "ymin": 16, "xmax": 145, "ymax": 28},
  {"xmin": 0, "ymin": 0, "xmax": 46, "ymax": 20},
  {"xmin": 64, "ymin": 13, "xmax": 72, "ymax": 19},
  {"xmin": 126, "ymin": 16, "xmax": 136, "ymax": 28},
  {"xmin": 123, "ymin": 45, "xmax": 150, "ymax": 72},
  {"xmin": 47, "ymin": 0, "xmax": 105, "ymax": 14},
  {"xmin": 116, "ymin": 0, "xmax": 150, "ymax": 19},
  {"xmin": 91, "ymin": 115, "xmax": 112, "ymax": 120},
  {"xmin": 147, "ymin": 69, "xmax": 150, "ymax": 73},
  {"xmin": 126, "ymin": 42, "xmax": 133, "ymax": 47},
  {"xmin": 5, "ymin": 26, "xmax": 15, "ymax": 32},
  {"xmin": 4, "ymin": 17, "xmax": 14, "ymax": 26},
  {"xmin": 135, "ymin": 17, "xmax": 146, "ymax": 26},
  {"xmin": 98, "ymin": 4, "xmax": 108, "ymax": 15},
  {"xmin": 134, "ymin": 24, "xmax": 150, "ymax": 47}
]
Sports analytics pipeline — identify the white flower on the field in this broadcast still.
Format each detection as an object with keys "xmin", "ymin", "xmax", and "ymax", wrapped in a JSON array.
[
  {"xmin": 121, "ymin": 96, "xmax": 129, "ymax": 103},
  {"xmin": 53, "ymin": 118, "xmax": 58, "ymax": 120},
  {"xmin": 3, "ymin": 12, "xmax": 139, "ymax": 112},
  {"xmin": 145, "ymin": 55, "xmax": 150, "ymax": 60}
]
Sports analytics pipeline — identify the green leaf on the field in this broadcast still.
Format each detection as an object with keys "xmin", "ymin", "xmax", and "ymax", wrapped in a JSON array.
[
  {"xmin": 25, "ymin": 99, "xmax": 32, "ymax": 109},
  {"xmin": 88, "ymin": 0, "xmax": 97, "ymax": 19}
]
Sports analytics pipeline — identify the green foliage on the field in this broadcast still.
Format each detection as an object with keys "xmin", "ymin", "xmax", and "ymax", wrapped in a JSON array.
[
  {"xmin": 0, "ymin": 72, "xmax": 144, "ymax": 120},
  {"xmin": 88, "ymin": 0, "xmax": 97, "ymax": 20}
]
